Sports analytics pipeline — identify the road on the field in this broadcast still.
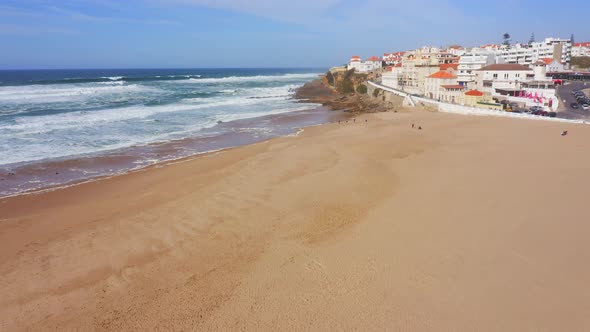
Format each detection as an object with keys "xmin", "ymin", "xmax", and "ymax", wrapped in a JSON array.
[{"xmin": 556, "ymin": 81, "xmax": 590, "ymax": 119}]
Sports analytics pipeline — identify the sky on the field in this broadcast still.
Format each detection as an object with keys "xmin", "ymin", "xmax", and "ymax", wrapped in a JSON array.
[{"xmin": 1, "ymin": 0, "xmax": 589, "ymax": 69}]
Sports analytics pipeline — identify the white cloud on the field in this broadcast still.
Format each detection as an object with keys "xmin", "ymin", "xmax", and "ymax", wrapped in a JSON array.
[
  {"xmin": 0, "ymin": 23, "xmax": 79, "ymax": 35},
  {"xmin": 151, "ymin": 0, "xmax": 341, "ymax": 24},
  {"xmin": 47, "ymin": 6, "xmax": 178, "ymax": 25}
]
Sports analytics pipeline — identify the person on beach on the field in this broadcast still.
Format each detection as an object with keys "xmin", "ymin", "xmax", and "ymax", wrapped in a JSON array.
[
  {"xmin": 561, "ymin": 130, "xmax": 568, "ymax": 136},
  {"xmin": 418, "ymin": 126, "xmax": 422, "ymax": 130},
  {"xmin": 412, "ymin": 124, "xmax": 415, "ymax": 128}
]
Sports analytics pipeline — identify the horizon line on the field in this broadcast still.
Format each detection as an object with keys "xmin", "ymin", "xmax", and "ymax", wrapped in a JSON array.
[{"xmin": 0, "ymin": 66, "xmax": 330, "ymax": 71}]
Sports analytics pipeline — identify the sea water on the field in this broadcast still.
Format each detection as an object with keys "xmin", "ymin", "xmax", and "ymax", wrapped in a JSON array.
[{"xmin": 0, "ymin": 68, "xmax": 334, "ymax": 196}]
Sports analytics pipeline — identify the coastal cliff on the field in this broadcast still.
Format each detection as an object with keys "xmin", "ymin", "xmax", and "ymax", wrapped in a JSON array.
[{"xmin": 296, "ymin": 68, "xmax": 404, "ymax": 113}]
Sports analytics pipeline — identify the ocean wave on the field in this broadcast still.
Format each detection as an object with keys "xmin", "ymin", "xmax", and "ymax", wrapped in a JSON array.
[
  {"xmin": 0, "ymin": 84, "xmax": 158, "ymax": 103},
  {"xmin": 16, "ymin": 74, "xmax": 207, "ymax": 86},
  {"xmin": 101, "ymin": 76, "xmax": 124, "ymax": 81},
  {"xmin": 0, "ymin": 89, "xmax": 313, "ymax": 136},
  {"xmin": 182, "ymin": 73, "xmax": 319, "ymax": 84}
]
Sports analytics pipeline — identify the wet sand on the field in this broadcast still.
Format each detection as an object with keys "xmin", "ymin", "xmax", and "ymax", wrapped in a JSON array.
[
  {"xmin": 0, "ymin": 106, "xmax": 344, "ymax": 197},
  {"xmin": 2, "ymin": 110, "xmax": 590, "ymax": 331}
]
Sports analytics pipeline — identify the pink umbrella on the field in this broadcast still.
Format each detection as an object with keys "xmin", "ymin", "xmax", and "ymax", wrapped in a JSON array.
[{"xmin": 519, "ymin": 91, "xmax": 524, "ymax": 97}]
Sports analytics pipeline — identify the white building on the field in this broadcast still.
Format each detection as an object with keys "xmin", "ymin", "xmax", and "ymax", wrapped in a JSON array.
[
  {"xmin": 572, "ymin": 42, "xmax": 590, "ymax": 57},
  {"xmin": 457, "ymin": 50, "xmax": 499, "ymax": 87},
  {"xmin": 544, "ymin": 58, "xmax": 566, "ymax": 72},
  {"xmin": 474, "ymin": 64, "xmax": 533, "ymax": 95},
  {"xmin": 475, "ymin": 63, "xmax": 559, "ymax": 110},
  {"xmin": 424, "ymin": 70, "xmax": 464, "ymax": 103},
  {"xmin": 381, "ymin": 64, "xmax": 401, "ymax": 89},
  {"xmin": 383, "ymin": 52, "xmax": 405, "ymax": 65},
  {"xmin": 348, "ymin": 55, "xmax": 382, "ymax": 73},
  {"xmin": 497, "ymin": 37, "xmax": 572, "ymax": 66}
]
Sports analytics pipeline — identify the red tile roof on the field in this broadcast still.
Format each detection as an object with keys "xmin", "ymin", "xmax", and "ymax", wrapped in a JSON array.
[
  {"xmin": 440, "ymin": 63, "xmax": 458, "ymax": 71},
  {"xmin": 541, "ymin": 58, "xmax": 553, "ymax": 65},
  {"xmin": 575, "ymin": 42, "xmax": 590, "ymax": 47},
  {"xmin": 428, "ymin": 70, "xmax": 457, "ymax": 79},
  {"xmin": 441, "ymin": 84, "xmax": 464, "ymax": 90},
  {"xmin": 465, "ymin": 89, "xmax": 484, "ymax": 96}
]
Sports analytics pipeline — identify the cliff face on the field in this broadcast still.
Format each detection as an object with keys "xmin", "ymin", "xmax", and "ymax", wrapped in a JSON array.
[
  {"xmin": 326, "ymin": 68, "xmax": 376, "ymax": 94},
  {"xmin": 295, "ymin": 68, "xmax": 404, "ymax": 113}
]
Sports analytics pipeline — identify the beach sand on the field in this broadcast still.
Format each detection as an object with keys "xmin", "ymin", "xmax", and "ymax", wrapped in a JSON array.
[{"xmin": 2, "ymin": 110, "xmax": 590, "ymax": 331}]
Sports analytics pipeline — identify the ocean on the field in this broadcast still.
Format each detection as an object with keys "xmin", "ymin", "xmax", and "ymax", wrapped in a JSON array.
[{"xmin": 0, "ymin": 68, "xmax": 338, "ymax": 197}]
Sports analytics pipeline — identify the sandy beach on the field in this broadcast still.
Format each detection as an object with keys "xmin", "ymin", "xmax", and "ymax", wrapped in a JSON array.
[{"xmin": 2, "ymin": 110, "xmax": 590, "ymax": 331}]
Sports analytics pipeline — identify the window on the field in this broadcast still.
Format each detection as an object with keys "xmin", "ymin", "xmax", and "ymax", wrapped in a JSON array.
[
  {"xmin": 515, "ymin": 73, "xmax": 520, "ymax": 78},
  {"xmin": 493, "ymin": 73, "xmax": 498, "ymax": 79}
]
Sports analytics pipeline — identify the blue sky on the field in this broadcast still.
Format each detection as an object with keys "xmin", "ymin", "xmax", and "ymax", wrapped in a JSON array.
[{"xmin": 1, "ymin": 0, "xmax": 589, "ymax": 69}]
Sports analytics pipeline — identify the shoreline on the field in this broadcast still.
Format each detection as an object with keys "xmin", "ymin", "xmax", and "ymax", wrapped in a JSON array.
[{"xmin": 0, "ymin": 104, "xmax": 349, "ymax": 198}]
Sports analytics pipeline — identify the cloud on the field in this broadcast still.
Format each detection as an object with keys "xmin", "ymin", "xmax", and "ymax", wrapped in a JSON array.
[
  {"xmin": 47, "ymin": 6, "xmax": 177, "ymax": 25},
  {"xmin": 0, "ymin": 23, "xmax": 79, "ymax": 35},
  {"xmin": 0, "ymin": 5, "xmax": 44, "ymax": 17},
  {"xmin": 151, "ymin": 0, "xmax": 341, "ymax": 25}
]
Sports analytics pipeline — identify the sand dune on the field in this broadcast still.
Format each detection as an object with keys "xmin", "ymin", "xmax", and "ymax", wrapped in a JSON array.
[{"xmin": 1, "ymin": 110, "xmax": 590, "ymax": 331}]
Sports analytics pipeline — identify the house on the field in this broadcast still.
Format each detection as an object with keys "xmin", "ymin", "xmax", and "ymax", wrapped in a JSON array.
[
  {"xmin": 474, "ymin": 64, "xmax": 533, "ymax": 96},
  {"xmin": 348, "ymin": 55, "xmax": 381, "ymax": 73},
  {"xmin": 542, "ymin": 58, "xmax": 566, "ymax": 72},
  {"xmin": 425, "ymin": 70, "xmax": 464, "ymax": 102},
  {"xmin": 381, "ymin": 63, "xmax": 402, "ymax": 89},
  {"xmin": 463, "ymin": 89, "xmax": 484, "ymax": 105},
  {"xmin": 457, "ymin": 51, "xmax": 499, "ymax": 88},
  {"xmin": 440, "ymin": 63, "xmax": 459, "ymax": 73},
  {"xmin": 572, "ymin": 42, "xmax": 590, "ymax": 57}
]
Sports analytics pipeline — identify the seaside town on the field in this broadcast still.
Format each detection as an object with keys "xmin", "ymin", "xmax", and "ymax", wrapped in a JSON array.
[
  {"xmin": 336, "ymin": 35, "xmax": 590, "ymax": 117},
  {"xmin": 3, "ymin": 0, "xmax": 590, "ymax": 326}
]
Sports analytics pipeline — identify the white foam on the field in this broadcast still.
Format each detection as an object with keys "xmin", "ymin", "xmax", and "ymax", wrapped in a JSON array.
[
  {"xmin": 0, "ymin": 83, "xmax": 157, "ymax": 104},
  {"xmin": 0, "ymin": 103, "xmax": 201, "ymax": 134},
  {"xmin": 181, "ymin": 73, "xmax": 319, "ymax": 84}
]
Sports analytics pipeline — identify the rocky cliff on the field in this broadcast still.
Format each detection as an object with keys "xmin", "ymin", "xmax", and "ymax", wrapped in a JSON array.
[{"xmin": 295, "ymin": 68, "xmax": 403, "ymax": 113}]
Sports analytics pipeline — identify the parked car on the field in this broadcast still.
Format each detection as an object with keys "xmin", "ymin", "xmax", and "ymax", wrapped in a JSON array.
[{"xmin": 571, "ymin": 103, "xmax": 579, "ymax": 109}]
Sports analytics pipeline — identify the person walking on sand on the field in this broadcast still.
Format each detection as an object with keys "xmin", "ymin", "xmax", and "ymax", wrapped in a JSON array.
[
  {"xmin": 418, "ymin": 126, "xmax": 422, "ymax": 130},
  {"xmin": 412, "ymin": 123, "xmax": 415, "ymax": 128}
]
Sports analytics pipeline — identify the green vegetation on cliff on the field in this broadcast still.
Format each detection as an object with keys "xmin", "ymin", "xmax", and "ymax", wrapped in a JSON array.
[
  {"xmin": 572, "ymin": 57, "xmax": 590, "ymax": 69},
  {"xmin": 357, "ymin": 84, "xmax": 367, "ymax": 94}
]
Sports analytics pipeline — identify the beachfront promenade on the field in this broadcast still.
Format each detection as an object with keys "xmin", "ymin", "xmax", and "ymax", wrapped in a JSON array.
[{"xmin": 368, "ymin": 80, "xmax": 588, "ymax": 124}]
